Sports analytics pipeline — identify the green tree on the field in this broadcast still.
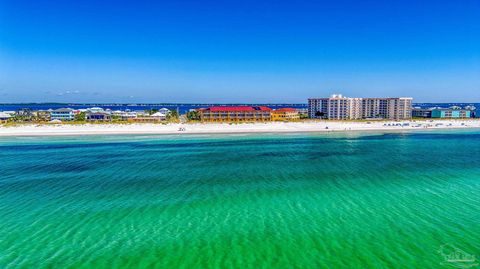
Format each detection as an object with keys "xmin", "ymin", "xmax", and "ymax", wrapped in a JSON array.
[
  {"xmin": 167, "ymin": 110, "xmax": 179, "ymax": 121},
  {"xmin": 111, "ymin": 115, "xmax": 122, "ymax": 121},
  {"xmin": 186, "ymin": 110, "xmax": 200, "ymax": 121},
  {"xmin": 75, "ymin": 112, "xmax": 86, "ymax": 122},
  {"xmin": 12, "ymin": 115, "xmax": 31, "ymax": 122}
]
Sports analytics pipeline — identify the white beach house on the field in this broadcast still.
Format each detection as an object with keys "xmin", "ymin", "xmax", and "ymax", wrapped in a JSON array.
[{"xmin": 0, "ymin": 112, "xmax": 13, "ymax": 123}]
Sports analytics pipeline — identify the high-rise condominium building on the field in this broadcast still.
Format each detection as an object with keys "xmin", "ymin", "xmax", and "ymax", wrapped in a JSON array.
[{"xmin": 308, "ymin": 94, "xmax": 412, "ymax": 120}]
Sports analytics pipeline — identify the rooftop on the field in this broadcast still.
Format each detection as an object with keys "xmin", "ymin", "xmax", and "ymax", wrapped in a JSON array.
[
  {"xmin": 204, "ymin": 106, "xmax": 272, "ymax": 112},
  {"xmin": 275, "ymin": 108, "xmax": 297, "ymax": 112},
  {"xmin": 52, "ymin": 108, "xmax": 74, "ymax": 112}
]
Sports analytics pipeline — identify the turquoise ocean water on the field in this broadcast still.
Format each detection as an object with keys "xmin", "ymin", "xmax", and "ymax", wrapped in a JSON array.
[{"xmin": 1, "ymin": 130, "xmax": 479, "ymax": 268}]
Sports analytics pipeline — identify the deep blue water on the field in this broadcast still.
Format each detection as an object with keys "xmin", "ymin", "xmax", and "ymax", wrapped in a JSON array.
[{"xmin": 0, "ymin": 103, "xmax": 308, "ymax": 114}]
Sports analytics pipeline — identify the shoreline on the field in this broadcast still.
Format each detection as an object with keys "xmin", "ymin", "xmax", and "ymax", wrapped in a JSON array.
[{"xmin": 1, "ymin": 119, "xmax": 480, "ymax": 137}]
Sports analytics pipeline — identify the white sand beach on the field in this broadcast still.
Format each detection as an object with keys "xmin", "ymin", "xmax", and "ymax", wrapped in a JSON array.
[{"xmin": 1, "ymin": 119, "xmax": 480, "ymax": 137}]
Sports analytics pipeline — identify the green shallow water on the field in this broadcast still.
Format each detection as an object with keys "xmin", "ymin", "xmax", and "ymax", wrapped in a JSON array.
[{"xmin": 1, "ymin": 130, "xmax": 479, "ymax": 268}]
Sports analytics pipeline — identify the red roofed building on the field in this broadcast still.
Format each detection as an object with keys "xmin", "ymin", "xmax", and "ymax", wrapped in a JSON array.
[
  {"xmin": 198, "ymin": 106, "xmax": 272, "ymax": 122},
  {"xmin": 271, "ymin": 108, "xmax": 300, "ymax": 121}
]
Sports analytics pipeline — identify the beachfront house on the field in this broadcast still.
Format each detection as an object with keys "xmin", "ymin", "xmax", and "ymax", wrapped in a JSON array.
[
  {"xmin": 14, "ymin": 108, "xmax": 33, "ymax": 121},
  {"xmin": 51, "ymin": 108, "xmax": 75, "ymax": 121},
  {"xmin": 112, "ymin": 110, "xmax": 138, "ymax": 121},
  {"xmin": 16, "ymin": 108, "xmax": 33, "ymax": 117},
  {"xmin": 158, "ymin": 108, "xmax": 171, "ymax": 115},
  {"xmin": 151, "ymin": 112, "xmax": 167, "ymax": 120},
  {"xmin": 271, "ymin": 108, "xmax": 300, "ymax": 121},
  {"xmin": 198, "ymin": 106, "xmax": 272, "ymax": 122},
  {"xmin": 86, "ymin": 112, "xmax": 112, "ymax": 121},
  {"xmin": 127, "ymin": 111, "xmax": 167, "ymax": 123},
  {"xmin": 0, "ymin": 112, "xmax": 13, "ymax": 123},
  {"xmin": 87, "ymin": 107, "xmax": 105, "ymax": 113}
]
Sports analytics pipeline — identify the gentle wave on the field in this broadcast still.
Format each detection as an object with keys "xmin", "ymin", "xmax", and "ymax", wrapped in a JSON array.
[{"xmin": 1, "ymin": 131, "xmax": 479, "ymax": 268}]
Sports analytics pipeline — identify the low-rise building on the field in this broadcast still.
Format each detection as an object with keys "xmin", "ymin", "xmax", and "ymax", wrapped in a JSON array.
[
  {"xmin": 198, "ymin": 106, "xmax": 272, "ymax": 122},
  {"xmin": 431, "ymin": 109, "xmax": 471, "ymax": 118},
  {"xmin": 412, "ymin": 108, "xmax": 433, "ymax": 118},
  {"xmin": 51, "ymin": 108, "xmax": 75, "ymax": 121},
  {"xmin": 271, "ymin": 108, "xmax": 300, "ymax": 121},
  {"xmin": 464, "ymin": 106, "xmax": 477, "ymax": 118},
  {"xmin": 296, "ymin": 108, "xmax": 309, "ymax": 119}
]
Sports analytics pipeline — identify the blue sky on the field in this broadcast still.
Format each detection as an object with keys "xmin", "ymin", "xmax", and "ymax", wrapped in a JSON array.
[{"xmin": 0, "ymin": 0, "xmax": 479, "ymax": 103}]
